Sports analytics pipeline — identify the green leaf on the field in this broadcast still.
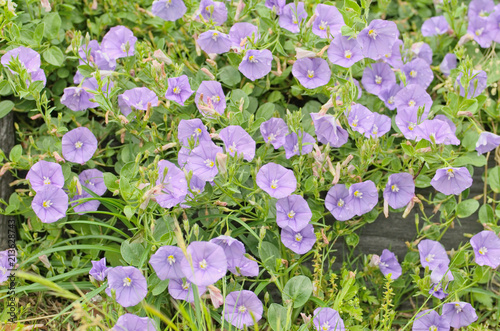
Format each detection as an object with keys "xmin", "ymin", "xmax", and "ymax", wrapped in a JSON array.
[
  {"xmin": 259, "ymin": 241, "xmax": 280, "ymax": 271},
  {"xmin": 456, "ymin": 199, "xmax": 479, "ymax": 218},
  {"xmin": 34, "ymin": 23, "xmax": 45, "ymax": 45},
  {"xmin": 103, "ymin": 172, "xmax": 119, "ymax": 192},
  {"xmin": 346, "ymin": 232, "xmax": 360, "ymax": 247},
  {"xmin": 256, "ymin": 102, "xmax": 275, "ymax": 121},
  {"xmin": 43, "ymin": 13, "xmax": 61, "ymax": 40},
  {"xmin": 219, "ymin": 66, "xmax": 241, "ymax": 87},
  {"xmin": 120, "ymin": 241, "xmax": 145, "ymax": 267},
  {"xmin": 9, "ymin": 145, "xmax": 22, "ymax": 163},
  {"xmin": 282, "ymin": 275, "xmax": 313, "ymax": 308},
  {"xmin": 43, "ymin": 46, "xmax": 64, "ymax": 66},
  {"xmin": 452, "ymin": 153, "xmax": 486, "ymax": 167},
  {"xmin": 268, "ymin": 304, "xmax": 288, "ymax": 331},
  {"xmin": 152, "ymin": 278, "xmax": 170, "ymax": 296},
  {"xmin": 415, "ymin": 174, "xmax": 431, "ymax": 188},
  {"xmin": 487, "ymin": 166, "xmax": 500, "ymax": 193},
  {"xmin": 0, "ymin": 100, "xmax": 14, "ymax": 119},
  {"xmin": 478, "ymin": 204, "xmax": 494, "ymax": 223}
]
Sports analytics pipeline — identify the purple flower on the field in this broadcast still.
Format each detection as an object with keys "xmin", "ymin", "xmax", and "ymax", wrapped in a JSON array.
[
  {"xmin": 410, "ymin": 42, "xmax": 433, "ymax": 65},
  {"xmin": 431, "ymin": 167, "xmax": 473, "ymax": 196},
  {"xmin": 327, "ymin": 35, "xmax": 364, "ymax": 68},
  {"xmin": 418, "ymin": 239, "xmax": 450, "ymax": 271},
  {"xmin": 394, "ymin": 84, "xmax": 432, "ymax": 118},
  {"xmin": 347, "ymin": 104, "xmax": 374, "ymax": 134},
  {"xmin": 178, "ymin": 119, "xmax": 210, "ymax": 146},
  {"xmin": 383, "ymin": 173, "xmax": 415, "ymax": 209},
  {"xmin": 256, "ymin": 163, "xmax": 297, "ymax": 199},
  {"xmin": 101, "ymin": 26, "xmax": 137, "ymax": 60},
  {"xmin": 468, "ymin": 15, "xmax": 493, "ymax": 48},
  {"xmin": 32, "ymin": 186, "xmax": 68, "ymax": 223},
  {"xmin": 292, "ymin": 57, "xmax": 331, "ymax": 89},
  {"xmin": 429, "ymin": 283, "xmax": 449, "ymax": 300},
  {"xmin": 412, "ymin": 309, "xmax": 450, "ymax": 331},
  {"xmin": 71, "ymin": 191, "xmax": 100, "ymax": 214},
  {"xmin": 430, "ymin": 262, "xmax": 454, "ymax": 284},
  {"xmin": 325, "ymin": 184, "xmax": 355, "ymax": 221},
  {"xmin": 112, "ymin": 313, "xmax": 158, "ymax": 331},
  {"xmin": 470, "ymin": 230, "xmax": 500, "ymax": 268},
  {"xmin": 379, "ymin": 83, "xmax": 402, "ymax": 110},
  {"xmin": 395, "ymin": 108, "xmax": 422, "ymax": 140},
  {"xmin": 281, "ymin": 224, "xmax": 316, "ymax": 254},
  {"xmin": 441, "ymin": 302, "xmax": 478, "ymax": 329},
  {"xmin": 224, "ymin": 290, "xmax": 263, "ymax": 329},
  {"xmin": 199, "ymin": 0, "xmax": 227, "ymax": 25},
  {"xmin": 378, "ymin": 249, "xmax": 402, "ymax": 279},
  {"xmin": 265, "ymin": 0, "xmax": 285, "ymax": 14},
  {"xmin": 28, "ymin": 68, "xmax": 47, "ymax": 87},
  {"xmin": 434, "ymin": 114, "xmax": 457, "ymax": 133},
  {"xmin": 283, "ymin": 130, "xmax": 315, "ymax": 159},
  {"xmin": 476, "ymin": 131, "xmax": 500, "ymax": 155},
  {"xmin": 362, "ymin": 62, "xmax": 396, "ymax": 97},
  {"xmin": 439, "ymin": 53, "xmax": 457, "ymax": 76},
  {"xmin": 210, "ymin": 235, "xmax": 258, "ymax": 277},
  {"xmin": 168, "ymin": 278, "xmax": 206, "ymax": 303},
  {"xmin": 219, "ymin": 125, "xmax": 256, "ymax": 161},
  {"xmin": 260, "ymin": 117, "xmax": 289, "ymax": 149},
  {"xmin": 89, "ymin": 257, "xmax": 108, "ymax": 281},
  {"xmin": 239, "ymin": 49, "xmax": 273, "ymax": 81},
  {"xmin": 106, "ymin": 266, "xmax": 148, "ymax": 307},
  {"xmin": 118, "ymin": 87, "xmax": 158, "ymax": 117},
  {"xmin": 456, "ymin": 70, "xmax": 487, "ymax": 98},
  {"xmin": 421, "ymin": 16, "xmax": 450, "ymax": 37},
  {"xmin": 310, "ymin": 113, "xmax": 349, "ymax": 148},
  {"xmin": 180, "ymin": 241, "xmax": 228, "ymax": 286},
  {"xmin": 469, "ymin": 0, "xmax": 495, "ymax": 19},
  {"xmin": 349, "ymin": 181, "xmax": 378, "ymax": 216},
  {"xmin": 279, "ymin": 2, "xmax": 307, "ymax": 33},
  {"xmin": 165, "ymin": 75, "xmax": 193, "ymax": 106},
  {"xmin": 155, "ymin": 160, "xmax": 188, "ymax": 208},
  {"xmin": 1, "ymin": 46, "xmax": 41, "ymax": 74},
  {"xmin": 312, "ymin": 307, "xmax": 345, "ymax": 331},
  {"xmin": 185, "ymin": 141, "xmax": 223, "ymax": 182},
  {"xmin": 229, "ymin": 22, "xmax": 259, "ymax": 49},
  {"xmin": 312, "ymin": 4, "xmax": 345, "ymax": 38},
  {"xmin": 197, "ymin": 30, "xmax": 232, "ymax": 55},
  {"xmin": 82, "ymin": 77, "xmax": 114, "ymax": 97},
  {"xmin": 26, "ymin": 160, "xmax": 64, "ymax": 193},
  {"xmin": 79, "ymin": 169, "xmax": 106, "ymax": 196},
  {"xmin": 79, "ymin": 40, "xmax": 116, "ymax": 70},
  {"xmin": 152, "ymin": 0, "xmax": 187, "ymax": 21},
  {"xmin": 487, "ymin": 6, "xmax": 500, "ymax": 43},
  {"xmin": 402, "ymin": 58, "xmax": 433, "ymax": 89},
  {"xmin": 382, "ymin": 39, "xmax": 404, "ymax": 69},
  {"xmin": 195, "ymin": 81, "xmax": 226, "ymax": 117},
  {"xmin": 149, "ymin": 245, "xmax": 185, "ymax": 280},
  {"xmin": 414, "ymin": 119, "xmax": 460, "ymax": 145},
  {"xmin": 177, "ymin": 146, "xmax": 191, "ymax": 169},
  {"xmin": 358, "ymin": 19, "xmax": 399, "ymax": 60},
  {"xmin": 0, "ymin": 250, "xmax": 14, "ymax": 283},
  {"xmin": 276, "ymin": 194, "xmax": 311, "ymax": 231},
  {"xmin": 62, "ymin": 127, "xmax": 98, "ymax": 164},
  {"xmin": 364, "ymin": 113, "xmax": 391, "ymax": 138},
  {"xmin": 61, "ymin": 87, "xmax": 98, "ymax": 112}
]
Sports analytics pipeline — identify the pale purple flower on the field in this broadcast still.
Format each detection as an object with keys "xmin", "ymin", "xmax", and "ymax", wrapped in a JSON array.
[
  {"xmin": 412, "ymin": 310, "xmax": 450, "ymax": 331},
  {"xmin": 265, "ymin": 0, "xmax": 285, "ymax": 14},
  {"xmin": 210, "ymin": 235, "xmax": 258, "ymax": 277},
  {"xmin": 112, "ymin": 313, "xmax": 158, "ymax": 331},
  {"xmin": 421, "ymin": 16, "xmax": 450, "ymax": 36},
  {"xmin": 229, "ymin": 23, "xmax": 259, "ymax": 49},
  {"xmin": 468, "ymin": 15, "xmax": 492, "ymax": 48},
  {"xmin": 411, "ymin": 42, "xmax": 433, "ymax": 65},
  {"xmin": 276, "ymin": 194, "xmax": 311, "ymax": 231},
  {"xmin": 439, "ymin": 53, "xmax": 457, "ymax": 76},
  {"xmin": 383, "ymin": 173, "xmax": 415, "ymax": 209},
  {"xmin": 106, "ymin": 266, "xmax": 148, "ymax": 307},
  {"xmin": 118, "ymin": 87, "xmax": 159, "ymax": 117},
  {"xmin": 199, "ymin": 0, "xmax": 227, "ymax": 25},
  {"xmin": 379, "ymin": 83, "xmax": 402, "ymax": 110},
  {"xmin": 78, "ymin": 40, "xmax": 116, "ymax": 70},
  {"xmin": 195, "ymin": 81, "xmax": 226, "ymax": 116},
  {"xmin": 312, "ymin": 307, "xmax": 345, "ymax": 331},
  {"xmin": 312, "ymin": 4, "xmax": 345, "ymax": 38},
  {"xmin": 0, "ymin": 251, "xmax": 13, "ymax": 283},
  {"xmin": 347, "ymin": 104, "xmax": 374, "ymax": 134},
  {"xmin": 89, "ymin": 257, "xmax": 108, "ymax": 281},
  {"xmin": 155, "ymin": 160, "xmax": 188, "ymax": 208},
  {"xmin": 256, "ymin": 163, "xmax": 297, "ymax": 199},
  {"xmin": 71, "ymin": 191, "xmax": 100, "ymax": 214},
  {"xmin": 349, "ymin": 181, "xmax": 378, "ymax": 216},
  {"xmin": 402, "ymin": 58, "xmax": 433, "ymax": 89},
  {"xmin": 32, "ymin": 185, "xmax": 68, "ymax": 223},
  {"xmin": 441, "ymin": 302, "xmax": 478, "ymax": 329},
  {"xmin": 364, "ymin": 113, "xmax": 391, "ymax": 138},
  {"xmin": 82, "ymin": 77, "xmax": 114, "ymax": 97},
  {"xmin": 185, "ymin": 141, "xmax": 223, "ymax": 182},
  {"xmin": 434, "ymin": 114, "xmax": 457, "ymax": 133},
  {"xmin": 283, "ymin": 131, "xmax": 315, "ymax": 159},
  {"xmin": 165, "ymin": 75, "xmax": 193, "ymax": 106},
  {"xmin": 239, "ymin": 49, "xmax": 273, "ymax": 81},
  {"xmin": 381, "ymin": 39, "xmax": 404, "ymax": 69},
  {"xmin": 26, "ymin": 160, "xmax": 64, "ymax": 193},
  {"xmin": 292, "ymin": 57, "xmax": 331, "ymax": 89},
  {"xmin": 431, "ymin": 167, "xmax": 473, "ymax": 196},
  {"xmin": 149, "ymin": 245, "xmax": 185, "ymax": 280},
  {"xmin": 219, "ymin": 125, "xmax": 256, "ymax": 161},
  {"xmin": 28, "ymin": 68, "xmax": 47, "ymax": 87},
  {"xmin": 178, "ymin": 119, "xmax": 210, "ymax": 146},
  {"xmin": 476, "ymin": 131, "xmax": 500, "ymax": 155},
  {"xmin": 168, "ymin": 278, "xmax": 206, "ymax": 303},
  {"xmin": 101, "ymin": 26, "xmax": 137, "ymax": 60},
  {"xmin": 279, "ymin": 2, "xmax": 307, "ymax": 33},
  {"xmin": 414, "ymin": 119, "xmax": 460, "ymax": 145},
  {"xmin": 181, "ymin": 174, "xmax": 206, "ymax": 208},
  {"xmin": 395, "ymin": 107, "xmax": 422, "ymax": 140},
  {"xmin": 429, "ymin": 283, "xmax": 449, "ymax": 300},
  {"xmin": 325, "ymin": 184, "xmax": 355, "ymax": 221},
  {"xmin": 470, "ymin": 230, "xmax": 500, "ymax": 268},
  {"xmin": 224, "ymin": 290, "xmax": 263, "ymax": 329},
  {"xmin": 358, "ymin": 19, "xmax": 399, "ymax": 60},
  {"xmin": 487, "ymin": 6, "xmax": 500, "ymax": 43},
  {"xmin": 1, "ymin": 46, "xmax": 41, "ymax": 73},
  {"xmin": 362, "ymin": 62, "xmax": 396, "ymax": 97},
  {"xmin": 197, "ymin": 30, "xmax": 232, "ymax": 54},
  {"xmin": 418, "ymin": 239, "xmax": 450, "ymax": 271},
  {"xmin": 60, "ymin": 87, "xmax": 98, "ymax": 112},
  {"xmin": 281, "ymin": 224, "xmax": 316, "ymax": 254},
  {"xmin": 430, "ymin": 262, "xmax": 454, "ymax": 284},
  {"xmin": 177, "ymin": 146, "xmax": 191, "ymax": 169},
  {"xmin": 180, "ymin": 241, "xmax": 228, "ymax": 286},
  {"xmin": 456, "ymin": 70, "xmax": 487, "ymax": 98},
  {"xmin": 310, "ymin": 113, "xmax": 349, "ymax": 148},
  {"xmin": 260, "ymin": 117, "xmax": 289, "ymax": 149},
  {"xmin": 62, "ymin": 127, "xmax": 98, "ymax": 164},
  {"xmin": 152, "ymin": 0, "xmax": 187, "ymax": 22},
  {"xmin": 378, "ymin": 249, "xmax": 402, "ymax": 280},
  {"xmin": 79, "ymin": 169, "xmax": 106, "ymax": 196},
  {"xmin": 394, "ymin": 84, "xmax": 432, "ymax": 118},
  {"xmin": 327, "ymin": 35, "xmax": 364, "ymax": 68},
  {"xmin": 469, "ymin": 0, "xmax": 495, "ymax": 19}
]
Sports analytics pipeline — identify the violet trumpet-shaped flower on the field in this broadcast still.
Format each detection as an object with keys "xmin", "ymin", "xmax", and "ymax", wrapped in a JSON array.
[
  {"xmin": 224, "ymin": 290, "xmax": 263, "ymax": 329},
  {"xmin": 26, "ymin": 160, "xmax": 64, "ymax": 193},
  {"xmin": 325, "ymin": 184, "xmax": 356, "ymax": 221},
  {"xmin": 219, "ymin": 125, "xmax": 256, "ymax": 161},
  {"xmin": 402, "ymin": 58, "xmax": 433, "ymax": 89},
  {"xmin": 349, "ymin": 180, "xmax": 378, "ymax": 216},
  {"xmin": 456, "ymin": 70, "xmax": 487, "ymax": 98},
  {"xmin": 105, "ymin": 266, "xmax": 148, "ymax": 307},
  {"xmin": 152, "ymin": 0, "xmax": 187, "ymax": 22},
  {"xmin": 281, "ymin": 224, "xmax": 316, "ymax": 254},
  {"xmin": 165, "ymin": 75, "xmax": 194, "ymax": 106},
  {"xmin": 118, "ymin": 87, "xmax": 159, "ymax": 117},
  {"xmin": 276, "ymin": 194, "xmax": 312, "ymax": 231},
  {"xmin": 238, "ymin": 49, "xmax": 273, "ymax": 81},
  {"xmin": 112, "ymin": 313, "xmax": 158, "ymax": 331},
  {"xmin": 412, "ymin": 309, "xmax": 450, "ymax": 331},
  {"xmin": 149, "ymin": 245, "xmax": 185, "ymax": 280},
  {"xmin": 362, "ymin": 62, "xmax": 396, "ymax": 96},
  {"xmin": 470, "ymin": 230, "xmax": 500, "ymax": 268},
  {"xmin": 378, "ymin": 249, "xmax": 402, "ymax": 280},
  {"xmin": 441, "ymin": 302, "xmax": 478, "ymax": 329},
  {"xmin": 418, "ymin": 239, "xmax": 450, "ymax": 271},
  {"xmin": 312, "ymin": 307, "xmax": 345, "ymax": 331},
  {"xmin": 155, "ymin": 160, "xmax": 188, "ymax": 208},
  {"xmin": 197, "ymin": 30, "xmax": 232, "ymax": 54},
  {"xmin": 421, "ymin": 16, "xmax": 450, "ymax": 36},
  {"xmin": 185, "ymin": 141, "xmax": 223, "ymax": 182},
  {"xmin": 179, "ymin": 241, "xmax": 228, "ymax": 286},
  {"xmin": 260, "ymin": 117, "xmax": 289, "ymax": 149},
  {"xmin": 475, "ymin": 131, "xmax": 500, "ymax": 155},
  {"xmin": 310, "ymin": 113, "xmax": 349, "ymax": 148},
  {"xmin": 327, "ymin": 35, "xmax": 364, "ymax": 68},
  {"xmin": 195, "ymin": 80, "xmax": 227, "ymax": 116},
  {"xmin": 32, "ymin": 185, "xmax": 68, "ymax": 223},
  {"xmin": 177, "ymin": 118, "xmax": 210, "ymax": 147},
  {"xmin": 283, "ymin": 131, "xmax": 315, "ymax": 159},
  {"xmin": 61, "ymin": 127, "xmax": 98, "ymax": 164},
  {"xmin": 292, "ymin": 57, "xmax": 331, "ymax": 89},
  {"xmin": 89, "ymin": 257, "xmax": 108, "ymax": 281},
  {"xmin": 101, "ymin": 26, "xmax": 137, "ymax": 60},
  {"xmin": 199, "ymin": 0, "xmax": 227, "ymax": 25},
  {"xmin": 357, "ymin": 19, "xmax": 399, "ymax": 60},
  {"xmin": 431, "ymin": 167, "xmax": 473, "ymax": 196},
  {"xmin": 312, "ymin": 4, "xmax": 345, "ymax": 38},
  {"xmin": 383, "ymin": 173, "xmax": 415, "ymax": 209},
  {"xmin": 168, "ymin": 278, "xmax": 206, "ymax": 303},
  {"xmin": 279, "ymin": 2, "xmax": 307, "ymax": 33},
  {"xmin": 256, "ymin": 162, "xmax": 297, "ymax": 199}
]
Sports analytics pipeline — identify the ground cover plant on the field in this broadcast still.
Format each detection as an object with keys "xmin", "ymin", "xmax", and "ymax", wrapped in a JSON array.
[{"xmin": 1, "ymin": 0, "xmax": 500, "ymax": 329}]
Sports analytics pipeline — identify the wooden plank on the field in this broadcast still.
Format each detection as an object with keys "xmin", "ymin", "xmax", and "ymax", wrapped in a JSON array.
[{"xmin": 0, "ymin": 111, "xmax": 14, "ymax": 250}]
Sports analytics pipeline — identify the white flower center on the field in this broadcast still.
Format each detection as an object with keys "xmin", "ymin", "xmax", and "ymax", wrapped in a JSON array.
[
  {"xmin": 42, "ymin": 200, "xmax": 52, "ymax": 208},
  {"xmin": 295, "ymin": 233, "xmax": 303, "ymax": 242},
  {"xmin": 455, "ymin": 303, "xmax": 463, "ymax": 313},
  {"xmin": 288, "ymin": 210, "xmax": 295, "ymax": 219},
  {"xmin": 475, "ymin": 28, "xmax": 484, "ymax": 36},
  {"xmin": 425, "ymin": 254, "xmax": 435, "ymax": 263},
  {"xmin": 293, "ymin": 143, "xmax": 299, "ymax": 153},
  {"xmin": 270, "ymin": 179, "xmax": 278, "ymax": 189},
  {"xmin": 120, "ymin": 43, "xmax": 128, "ymax": 53},
  {"xmin": 195, "ymin": 128, "xmax": 202, "ymax": 136},
  {"xmin": 164, "ymin": 0, "xmax": 171, "ymax": 8},
  {"xmin": 248, "ymin": 55, "xmax": 257, "ymax": 63},
  {"xmin": 204, "ymin": 159, "xmax": 214, "ymax": 168},
  {"xmin": 292, "ymin": 15, "xmax": 298, "ymax": 24},
  {"xmin": 123, "ymin": 277, "xmax": 132, "ymax": 287},
  {"xmin": 408, "ymin": 123, "xmax": 416, "ymax": 131},
  {"xmin": 173, "ymin": 86, "xmax": 181, "ymax": 94},
  {"xmin": 372, "ymin": 125, "xmax": 378, "ymax": 135},
  {"xmin": 408, "ymin": 100, "xmax": 416, "ymax": 107},
  {"xmin": 354, "ymin": 190, "xmax": 363, "ymax": 198},
  {"xmin": 368, "ymin": 29, "xmax": 377, "ymax": 39},
  {"xmin": 344, "ymin": 50, "xmax": 352, "ymax": 59},
  {"xmin": 337, "ymin": 198, "xmax": 344, "ymax": 207},
  {"xmin": 167, "ymin": 255, "xmax": 176, "ymax": 265},
  {"xmin": 409, "ymin": 70, "xmax": 417, "ymax": 78},
  {"xmin": 479, "ymin": 246, "xmax": 488, "ymax": 255},
  {"xmin": 321, "ymin": 322, "xmax": 330, "ymax": 331},
  {"xmin": 199, "ymin": 259, "xmax": 208, "ymax": 269},
  {"xmin": 319, "ymin": 20, "xmax": 328, "ymax": 31},
  {"xmin": 429, "ymin": 326, "xmax": 438, "ymax": 331},
  {"xmin": 75, "ymin": 141, "xmax": 83, "ymax": 149},
  {"xmin": 391, "ymin": 184, "xmax": 399, "ymax": 192},
  {"xmin": 228, "ymin": 142, "xmax": 237, "ymax": 154},
  {"xmin": 238, "ymin": 305, "xmax": 247, "ymax": 313},
  {"xmin": 388, "ymin": 96, "xmax": 395, "ymax": 104},
  {"xmin": 267, "ymin": 133, "xmax": 276, "ymax": 142},
  {"xmin": 43, "ymin": 176, "xmax": 51, "ymax": 185},
  {"xmin": 211, "ymin": 95, "xmax": 220, "ymax": 103},
  {"xmin": 375, "ymin": 75, "xmax": 382, "ymax": 84},
  {"xmin": 182, "ymin": 283, "xmax": 189, "ymax": 290},
  {"xmin": 212, "ymin": 32, "xmax": 219, "ymax": 41},
  {"xmin": 307, "ymin": 70, "xmax": 315, "ymax": 79},
  {"xmin": 446, "ymin": 168, "xmax": 455, "ymax": 179},
  {"xmin": 0, "ymin": 266, "xmax": 7, "ymax": 275}
]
